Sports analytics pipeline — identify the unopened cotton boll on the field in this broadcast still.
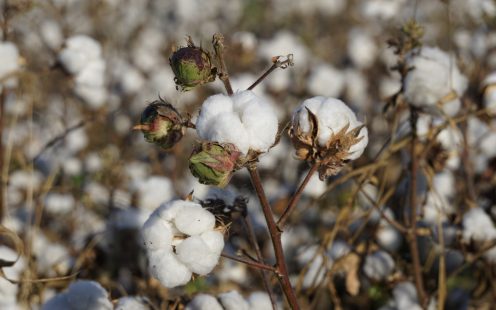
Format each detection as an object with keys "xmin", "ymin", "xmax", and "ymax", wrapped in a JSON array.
[
  {"xmin": 404, "ymin": 46, "xmax": 468, "ymax": 116},
  {"xmin": 363, "ymin": 250, "xmax": 395, "ymax": 281},
  {"xmin": 218, "ymin": 291, "xmax": 250, "ymax": 310},
  {"xmin": 307, "ymin": 64, "xmax": 345, "ymax": 97},
  {"xmin": 186, "ymin": 294, "xmax": 223, "ymax": 310},
  {"xmin": 42, "ymin": 280, "xmax": 112, "ymax": 310},
  {"xmin": 196, "ymin": 91, "xmax": 279, "ymax": 154}
]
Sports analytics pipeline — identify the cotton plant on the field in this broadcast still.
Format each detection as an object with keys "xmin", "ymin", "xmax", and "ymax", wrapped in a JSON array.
[{"xmin": 132, "ymin": 33, "xmax": 369, "ymax": 309}]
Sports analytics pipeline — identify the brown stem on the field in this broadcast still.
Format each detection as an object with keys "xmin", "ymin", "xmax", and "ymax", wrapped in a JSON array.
[
  {"xmin": 220, "ymin": 252, "xmax": 275, "ymax": 272},
  {"xmin": 248, "ymin": 64, "xmax": 277, "ymax": 91},
  {"xmin": 241, "ymin": 217, "xmax": 277, "ymax": 310},
  {"xmin": 277, "ymin": 162, "xmax": 319, "ymax": 228},
  {"xmin": 248, "ymin": 54, "xmax": 294, "ymax": 91},
  {"xmin": 212, "ymin": 33, "xmax": 233, "ymax": 95},
  {"xmin": 0, "ymin": 88, "xmax": 5, "ymax": 222},
  {"xmin": 247, "ymin": 165, "xmax": 300, "ymax": 310},
  {"xmin": 408, "ymin": 107, "xmax": 427, "ymax": 307}
]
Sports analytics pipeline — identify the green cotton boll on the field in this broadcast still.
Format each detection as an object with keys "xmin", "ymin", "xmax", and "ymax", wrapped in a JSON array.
[
  {"xmin": 189, "ymin": 142, "xmax": 241, "ymax": 188},
  {"xmin": 169, "ymin": 45, "xmax": 216, "ymax": 91}
]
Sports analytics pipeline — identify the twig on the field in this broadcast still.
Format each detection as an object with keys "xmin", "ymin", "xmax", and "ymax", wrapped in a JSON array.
[
  {"xmin": 247, "ymin": 54, "xmax": 294, "ymax": 91},
  {"xmin": 0, "ymin": 88, "xmax": 5, "ymax": 222},
  {"xmin": 241, "ymin": 217, "xmax": 277, "ymax": 310},
  {"xmin": 247, "ymin": 165, "xmax": 300, "ymax": 310},
  {"xmin": 437, "ymin": 216, "xmax": 446, "ymax": 310},
  {"xmin": 277, "ymin": 162, "xmax": 319, "ymax": 228},
  {"xmin": 407, "ymin": 107, "xmax": 428, "ymax": 307},
  {"xmin": 220, "ymin": 252, "xmax": 275, "ymax": 272},
  {"xmin": 212, "ymin": 33, "xmax": 233, "ymax": 95}
]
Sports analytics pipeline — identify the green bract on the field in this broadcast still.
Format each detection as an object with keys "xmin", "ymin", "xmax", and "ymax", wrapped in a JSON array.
[
  {"xmin": 169, "ymin": 42, "xmax": 216, "ymax": 91},
  {"xmin": 136, "ymin": 100, "xmax": 185, "ymax": 149},
  {"xmin": 189, "ymin": 142, "xmax": 241, "ymax": 187}
]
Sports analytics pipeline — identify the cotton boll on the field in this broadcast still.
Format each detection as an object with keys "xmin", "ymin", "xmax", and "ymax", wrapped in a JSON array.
[
  {"xmin": 0, "ymin": 246, "xmax": 24, "ymax": 308},
  {"xmin": 176, "ymin": 235, "xmax": 222, "ymax": 275},
  {"xmin": 0, "ymin": 42, "xmax": 20, "ymax": 89},
  {"xmin": 136, "ymin": 176, "xmax": 175, "ymax": 211},
  {"xmin": 153, "ymin": 200, "xmax": 188, "ymax": 222},
  {"xmin": 196, "ymin": 91, "xmax": 279, "ymax": 154},
  {"xmin": 218, "ymin": 290, "xmax": 249, "ymax": 310},
  {"xmin": 232, "ymin": 31, "xmax": 258, "ymax": 52},
  {"xmin": 74, "ymin": 83, "xmax": 107, "ymax": 109},
  {"xmin": 32, "ymin": 234, "xmax": 71, "ymax": 276},
  {"xmin": 344, "ymin": 69, "xmax": 370, "ymax": 109},
  {"xmin": 302, "ymin": 173, "xmax": 327, "ymax": 198},
  {"xmin": 377, "ymin": 225, "xmax": 402, "ymax": 252},
  {"xmin": 392, "ymin": 282, "xmax": 422, "ymax": 310},
  {"xmin": 348, "ymin": 29, "xmax": 378, "ymax": 69},
  {"xmin": 186, "ymin": 294, "xmax": 223, "ymax": 310},
  {"xmin": 462, "ymin": 207, "xmax": 496, "ymax": 242},
  {"xmin": 301, "ymin": 254, "xmax": 326, "ymax": 288},
  {"xmin": 40, "ymin": 20, "xmax": 63, "ymax": 50},
  {"xmin": 43, "ymin": 280, "xmax": 112, "ymax": 310},
  {"xmin": 65, "ymin": 127, "xmax": 88, "ymax": 153},
  {"xmin": 174, "ymin": 204, "xmax": 216, "ymax": 235},
  {"xmin": 119, "ymin": 65, "xmax": 145, "ymax": 95},
  {"xmin": 360, "ymin": 0, "xmax": 405, "ymax": 20},
  {"xmin": 404, "ymin": 47, "xmax": 468, "ymax": 116},
  {"xmin": 479, "ymin": 131, "xmax": 496, "ymax": 158},
  {"xmin": 149, "ymin": 250, "xmax": 192, "ymax": 288},
  {"xmin": 247, "ymin": 292, "xmax": 273, "ymax": 310},
  {"xmin": 307, "ymin": 64, "xmax": 345, "ymax": 97},
  {"xmin": 75, "ymin": 59, "xmax": 106, "ymax": 87},
  {"xmin": 59, "ymin": 36, "xmax": 102, "ymax": 75},
  {"xmin": 483, "ymin": 72, "xmax": 496, "ymax": 113},
  {"xmin": 363, "ymin": 250, "xmax": 395, "ymax": 281},
  {"xmin": 141, "ymin": 215, "xmax": 174, "ymax": 252},
  {"xmin": 115, "ymin": 296, "xmax": 150, "ymax": 310},
  {"xmin": 9, "ymin": 170, "xmax": 43, "ymax": 191},
  {"xmin": 200, "ymin": 230, "xmax": 225, "ymax": 254},
  {"xmin": 44, "ymin": 193, "xmax": 75, "ymax": 214}
]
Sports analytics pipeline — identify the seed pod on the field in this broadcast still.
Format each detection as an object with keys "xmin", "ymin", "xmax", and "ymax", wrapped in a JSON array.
[
  {"xmin": 169, "ymin": 38, "xmax": 216, "ymax": 91},
  {"xmin": 189, "ymin": 142, "xmax": 241, "ymax": 187},
  {"xmin": 134, "ymin": 100, "xmax": 185, "ymax": 149}
]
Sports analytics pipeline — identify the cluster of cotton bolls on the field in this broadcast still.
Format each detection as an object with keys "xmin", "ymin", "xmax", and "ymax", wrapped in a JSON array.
[{"xmin": 141, "ymin": 199, "xmax": 225, "ymax": 287}]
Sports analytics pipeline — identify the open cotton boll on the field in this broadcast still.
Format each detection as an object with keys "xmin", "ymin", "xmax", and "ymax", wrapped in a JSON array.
[
  {"xmin": 186, "ymin": 294, "xmax": 223, "ymax": 310},
  {"xmin": 59, "ymin": 35, "xmax": 102, "ymax": 75},
  {"xmin": 196, "ymin": 91, "xmax": 279, "ymax": 154},
  {"xmin": 40, "ymin": 20, "xmax": 63, "ymax": 50},
  {"xmin": 404, "ymin": 46, "xmax": 468, "ymax": 116},
  {"xmin": 247, "ymin": 292, "xmax": 273, "ymax": 310},
  {"xmin": 176, "ymin": 234, "xmax": 223, "ymax": 275},
  {"xmin": 392, "ymin": 282, "xmax": 422, "ymax": 310},
  {"xmin": 136, "ymin": 176, "xmax": 175, "ymax": 211},
  {"xmin": 149, "ymin": 250, "xmax": 192, "ymax": 287},
  {"xmin": 483, "ymin": 72, "xmax": 496, "ymax": 114},
  {"xmin": 115, "ymin": 296, "xmax": 150, "ymax": 310},
  {"xmin": 0, "ymin": 246, "xmax": 24, "ymax": 308},
  {"xmin": 218, "ymin": 291, "xmax": 250, "ymax": 310},
  {"xmin": 462, "ymin": 207, "xmax": 496, "ymax": 242},
  {"xmin": 0, "ymin": 42, "xmax": 19, "ymax": 89},
  {"xmin": 174, "ymin": 204, "xmax": 216, "ymax": 235},
  {"xmin": 294, "ymin": 97, "xmax": 368, "ymax": 160},
  {"xmin": 348, "ymin": 29, "xmax": 378, "ymax": 69},
  {"xmin": 75, "ymin": 59, "xmax": 106, "ymax": 87},
  {"xmin": 363, "ymin": 250, "xmax": 395, "ymax": 281},
  {"xmin": 44, "ymin": 193, "xmax": 75, "ymax": 214},
  {"xmin": 42, "ymin": 280, "xmax": 112, "ymax": 310},
  {"xmin": 360, "ymin": 0, "xmax": 405, "ymax": 20},
  {"xmin": 302, "ymin": 173, "xmax": 327, "ymax": 198},
  {"xmin": 307, "ymin": 64, "xmax": 345, "ymax": 98}
]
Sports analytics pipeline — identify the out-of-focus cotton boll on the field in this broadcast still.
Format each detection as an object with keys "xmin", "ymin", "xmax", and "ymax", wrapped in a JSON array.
[
  {"xmin": 348, "ymin": 29, "xmax": 378, "ymax": 69},
  {"xmin": 462, "ymin": 207, "xmax": 496, "ymax": 243},
  {"xmin": 344, "ymin": 69, "xmax": 370, "ymax": 109},
  {"xmin": 293, "ymin": 97, "xmax": 368, "ymax": 160},
  {"xmin": 0, "ymin": 42, "xmax": 20, "ymax": 89},
  {"xmin": 196, "ymin": 91, "xmax": 279, "ymax": 154},
  {"xmin": 0, "ymin": 246, "xmax": 24, "ymax": 309},
  {"xmin": 363, "ymin": 250, "xmax": 395, "ymax": 280},
  {"xmin": 186, "ymin": 294, "xmax": 223, "ymax": 310},
  {"xmin": 32, "ymin": 233, "xmax": 71, "ymax": 276},
  {"xmin": 115, "ymin": 296, "xmax": 150, "ymax": 310},
  {"xmin": 480, "ymin": 131, "xmax": 496, "ymax": 158},
  {"xmin": 379, "ymin": 76, "xmax": 401, "ymax": 98},
  {"xmin": 247, "ymin": 292, "xmax": 274, "ymax": 310},
  {"xmin": 62, "ymin": 157, "xmax": 82, "ymax": 176},
  {"xmin": 404, "ymin": 47, "xmax": 468, "ymax": 116},
  {"xmin": 232, "ymin": 31, "xmax": 258, "ymax": 52},
  {"xmin": 45, "ymin": 193, "xmax": 76, "ymax": 214},
  {"xmin": 218, "ymin": 290, "xmax": 249, "ymax": 310},
  {"xmin": 258, "ymin": 31, "xmax": 309, "ymax": 69},
  {"xmin": 136, "ymin": 176, "xmax": 175, "ymax": 211},
  {"xmin": 42, "ymin": 280, "xmax": 112, "ymax": 310},
  {"xmin": 59, "ymin": 35, "xmax": 102, "ymax": 75},
  {"xmin": 392, "ymin": 282, "xmax": 422, "ymax": 310},
  {"xmin": 307, "ymin": 64, "xmax": 345, "ymax": 97},
  {"xmin": 377, "ymin": 224, "xmax": 402, "ymax": 252},
  {"xmin": 482, "ymin": 72, "xmax": 496, "ymax": 114},
  {"xmin": 451, "ymin": 0, "xmax": 496, "ymax": 22},
  {"xmin": 302, "ymin": 173, "xmax": 327, "ymax": 198},
  {"xmin": 9, "ymin": 170, "xmax": 43, "ymax": 191},
  {"xmin": 114, "ymin": 114, "xmax": 132, "ymax": 135},
  {"xmin": 40, "ymin": 20, "xmax": 63, "ymax": 50},
  {"xmin": 360, "ymin": 0, "xmax": 406, "ymax": 20},
  {"xmin": 65, "ymin": 127, "xmax": 88, "ymax": 154}
]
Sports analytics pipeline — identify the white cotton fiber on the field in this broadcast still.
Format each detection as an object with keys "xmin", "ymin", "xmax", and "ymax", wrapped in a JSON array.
[
  {"xmin": 200, "ymin": 230, "xmax": 225, "ymax": 254},
  {"xmin": 115, "ymin": 296, "xmax": 150, "ymax": 310},
  {"xmin": 176, "ymin": 235, "xmax": 222, "ymax": 275},
  {"xmin": 149, "ymin": 250, "xmax": 192, "ymax": 288},
  {"xmin": 174, "ymin": 204, "xmax": 216, "ymax": 235},
  {"xmin": 307, "ymin": 64, "xmax": 345, "ymax": 98},
  {"xmin": 196, "ymin": 90, "xmax": 278, "ymax": 154},
  {"xmin": 247, "ymin": 292, "xmax": 273, "ymax": 310},
  {"xmin": 42, "ymin": 280, "xmax": 112, "ymax": 310},
  {"xmin": 462, "ymin": 207, "xmax": 496, "ymax": 242},
  {"xmin": 0, "ymin": 42, "xmax": 19, "ymax": 88},
  {"xmin": 137, "ymin": 176, "xmax": 175, "ymax": 211},
  {"xmin": 219, "ymin": 291, "xmax": 249, "ymax": 310},
  {"xmin": 392, "ymin": 282, "xmax": 422, "ymax": 310},
  {"xmin": 186, "ymin": 294, "xmax": 223, "ymax": 310},
  {"xmin": 363, "ymin": 250, "xmax": 395, "ymax": 281},
  {"xmin": 141, "ymin": 215, "xmax": 173, "ymax": 252},
  {"xmin": 59, "ymin": 36, "xmax": 102, "ymax": 75}
]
